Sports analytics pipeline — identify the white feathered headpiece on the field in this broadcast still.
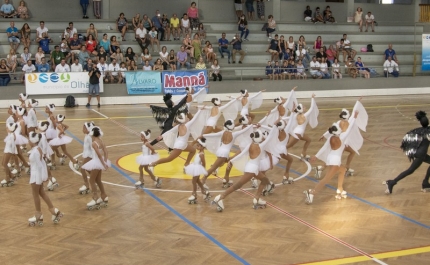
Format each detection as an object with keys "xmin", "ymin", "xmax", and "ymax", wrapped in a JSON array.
[
  {"xmin": 57, "ymin": 114, "xmax": 65, "ymax": 122},
  {"xmin": 212, "ymin": 97, "xmax": 221, "ymax": 106},
  {"xmin": 7, "ymin": 122, "xmax": 17, "ymax": 132},
  {"xmin": 251, "ymin": 129, "xmax": 264, "ymax": 143},
  {"xmin": 84, "ymin": 122, "xmax": 95, "ymax": 131},
  {"xmin": 340, "ymin": 108, "xmax": 350, "ymax": 120},
  {"xmin": 240, "ymin": 89, "xmax": 248, "ymax": 96},
  {"xmin": 141, "ymin": 130, "xmax": 151, "ymax": 140},
  {"xmin": 19, "ymin": 93, "xmax": 28, "ymax": 101},
  {"xmin": 176, "ymin": 113, "xmax": 186, "ymax": 124},
  {"xmin": 224, "ymin": 119, "xmax": 235, "ymax": 131},
  {"xmin": 295, "ymin": 103, "xmax": 304, "ymax": 114},
  {"xmin": 276, "ymin": 120, "xmax": 286, "ymax": 130},
  {"xmin": 46, "ymin": 104, "xmax": 56, "ymax": 112},
  {"xmin": 90, "ymin": 126, "xmax": 104, "ymax": 137},
  {"xmin": 29, "ymin": 132, "xmax": 41, "ymax": 144},
  {"xmin": 38, "ymin": 121, "xmax": 48, "ymax": 132},
  {"xmin": 329, "ymin": 122, "xmax": 342, "ymax": 136},
  {"xmin": 274, "ymin": 97, "xmax": 282, "ymax": 104},
  {"xmin": 239, "ymin": 115, "xmax": 249, "ymax": 125},
  {"xmin": 9, "ymin": 104, "xmax": 17, "ymax": 114},
  {"xmin": 27, "ymin": 99, "xmax": 39, "ymax": 108},
  {"xmin": 16, "ymin": 107, "xmax": 25, "ymax": 116}
]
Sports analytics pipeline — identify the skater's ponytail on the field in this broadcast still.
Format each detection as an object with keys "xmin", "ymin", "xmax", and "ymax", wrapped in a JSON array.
[{"xmin": 416, "ymin": 110, "xmax": 429, "ymax": 128}]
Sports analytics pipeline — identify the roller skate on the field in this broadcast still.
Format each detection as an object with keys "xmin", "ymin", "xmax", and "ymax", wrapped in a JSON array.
[
  {"xmin": 20, "ymin": 145, "xmax": 27, "ymax": 153},
  {"xmin": 51, "ymin": 208, "xmax": 63, "ymax": 224},
  {"xmin": 134, "ymin": 181, "xmax": 144, "ymax": 189},
  {"xmin": 87, "ymin": 198, "xmax": 102, "ymax": 210},
  {"xmin": 313, "ymin": 166, "xmax": 323, "ymax": 179},
  {"xmin": 262, "ymin": 181, "xmax": 275, "ymax": 196},
  {"xmin": 212, "ymin": 194, "xmax": 224, "ymax": 212},
  {"xmin": 335, "ymin": 189, "xmax": 347, "ymax": 199},
  {"xmin": 47, "ymin": 177, "xmax": 59, "ymax": 191},
  {"xmin": 384, "ymin": 180, "xmax": 396, "ymax": 195},
  {"xmin": 73, "ymin": 161, "xmax": 81, "ymax": 170},
  {"xmin": 11, "ymin": 168, "xmax": 20, "ymax": 178},
  {"xmin": 203, "ymin": 183, "xmax": 209, "ymax": 191},
  {"xmin": 212, "ymin": 167, "xmax": 219, "ymax": 177},
  {"xmin": 300, "ymin": 154, "xmax": 311, "ymax": 162},
  {"xmin": 203, "ymin": 190, "xmax": 211, "ymax": 202},
  {"xmin": 59, "ymin": 154, "xmax": 66, "ymax": 165},
  {"xmin": 188, "ymin": 194, "xmax": 197, "ymax": 204},
  {"xmin": 7, "ymin": 162, "xmax": 14, "ymax": 168},
  {"xmin": 250, "ymin": 177, "xmax": 258, "ymax": 188},
  {"xmin": 252, "ymin": 198, "xmax": 267, "ymax": 209},
  {"xmin": 28, "ymin": 215, "xmax": 43, "ymax": 227},
  {"xmin": 1, "ymin": 179, "xmax": 14, "ymax": 187},
  {"xmin": 222, "ymin": 179, "xmax": 233, "ymax": 188},
  {"xmin": 282, "ymin": 176, "xmax": 294, "ymax": 184},
  {"xmin": 345, "ymin": 168, "xmax": 354, "ymax": 177},
  {"xmin": 48, "ymin": 162, "xmax": 56, "ymax": 170},
  {"xmin": 79, "ymin": 185, "xmax": 90, "ymax": 194},
  {"xmin": 304, "ymin": 189, "xmax": 314, "ymax": 204},
  {"xmin": 421, "ymin": 183, "xmax": 430, "ymax": 193},
  {"xmin": 25, "ymin": 166, "xmax": 30, "ymax": 175},
  {"xmin": 101, "ymin": 197, "xmax": 109, "ymax": 207},
  {"xmin": 154, "ymin": 177, "xmax": 162, "ymax": 188}
]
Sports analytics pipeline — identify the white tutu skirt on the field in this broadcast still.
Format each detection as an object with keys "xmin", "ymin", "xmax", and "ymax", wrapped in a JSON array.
[
  {"xmin": 4, "ymin": 137, "xmax": 17, "ymax": 154},
  {"xmin": 45, "ymin": 146, "xmax": 54, "ymax": 158},
  {"xmin": 49, "ymin": 135, "xmax": 73, "ymax": 146},
  {"xmin": 14, "ymin": 134, "xmax": 29, "ymax": 145},
  {"xmin": 46, "ymin": 128, "xmax": 56, "ymax": 140},
  {"xmin": 259, "ymin": 155, "xmax": 279, "ymax": 172},
  {"xmin": 216, "ymin": 145, "xmax": 231, "ymax": 158},
  {"xmin": 326, "ymin": 154, "xmax": 341, "ymax": 166},
  {"xmin": 244, "ymin": 161, "xmax": 259, "ymax": 175},
  {"xmin": 136, "ymin": 153, "xmax": 159, "ymax": 166},
  {"xmin": 185, "ymin": 163, "xmax": 207, "ymax": 177},
  {"xmin": 81, "ymin": 157, "xmax": 111, "ymax": 171}
]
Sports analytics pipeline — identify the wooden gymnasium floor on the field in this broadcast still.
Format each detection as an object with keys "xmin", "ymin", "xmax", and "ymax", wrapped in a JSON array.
[{"xmin": 1, "ymin": 94, "xmax": 430, "ymax": 265}]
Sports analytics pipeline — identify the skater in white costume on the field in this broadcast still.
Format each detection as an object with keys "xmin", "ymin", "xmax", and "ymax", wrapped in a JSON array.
[
  {"xmin": 1, "ymin": 123, "xmax": 18, "ymax": 187},
  {"xmin": 287, "ymin": 94, "xmax": 319, "ymax": 161},
  {"xmin": 174, "ymin": 86, "xmax": 208, "ymax": 120},
  {"xmin": 48, "ymin": 115, "xmax": 79, "ymax": 169},
  {"xmin": 5, "ymin": 105, "xmax": 20, "ymax": 176},
  {"xmin": 185, "ymin": 137, "xmax": 211, "ymax": 204},
  {"xmin": 79, "ymin": 122, "xmax": 95, "ymax": 194},
  {"xmin": 304, "ymin": 111, "xmax": 360, "ymax": 204},
  {"xmin": 37, "ymin": 121, "xmax": 58, "ymax": 191},
  {"xmin": 212, "ymin": 128, "xmax": 276, "ymax": 211},
  {"xmin": 261, "ymin": 87, "xmax": 298, "ymax": 127},
  {"xmin": 238, "ymin": 89, "xmax": 265, "ymax": 122},
  {"xmin": 27, "ymin": 132, "xmax": 63, "ymax": 226},
  {"xmin": 202, "ymin": 97, "xmax": 241, "ymax": 134},
  {"xmin": 81, "ymin": 127, "xmax": 111, "ymax": 210},
  {"xmin": 14, "ymin": 107, "xmax": 30, "ymax": 173},
  {"xmin": 26, "ymin": 99, "xmax": 39, "ymax": 134},
  {"xmin": 18, "ymin": 93, "xmax": 29, "ymax": 129},
  {"xmin": 44, "ymin": 104, "xmax": 58, "ymax": 166},
  {"xmin": 134, "ymin": 130, "xmax": 162, "ymax": 188}
]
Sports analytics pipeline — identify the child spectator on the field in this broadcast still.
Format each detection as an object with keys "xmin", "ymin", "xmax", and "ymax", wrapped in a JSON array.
[{"xmin": 265, "ymin": 60, "xmax": 273, "ymax": 80}]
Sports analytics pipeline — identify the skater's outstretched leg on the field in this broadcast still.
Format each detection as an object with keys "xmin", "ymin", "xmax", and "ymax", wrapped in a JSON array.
[
  {"xmin": 203, "ymin": 157, "xmax": 227, "ymax": 183},
  {"xmin": 152, "ymin": 149, "xmax": 182, "ymax": 166},
  {"xmin": 344, "ymin": 146, "xmax": 356, "ymax": 169},
  {"xmin": 60, "ymin": 145, "xmax": 78, "ymax": 164},
  {"xmin": 219, "ymin": 172, "xmax": 253, "ymax": 200},
  {"xmin": 16, "ymin": 147, "xmax": 29, "ymax": 167},
  {"xmin": 337, "ymin": 165, "xmax": 347, "ymax": 191},
  {"xmin": 313, "ymin": 166, "xmax": 339, "ymax": 194},
  {"xmin": 281, "ymin": 153, "xmax": 293, "ymax": 177},
  {"xmin": 143, "ymin": 165, "xmax": 157, "ymax": 181},
  {"xmin": 255, "ymin": 172, "xmax": 270, "ymax": 198},
  {"xmin": 184, "ymin": 144, "xmax": 196, "ymax": 166},
  {"xmin": 299, "ymin": 134, "xmax": 312, "ymax": 157}
]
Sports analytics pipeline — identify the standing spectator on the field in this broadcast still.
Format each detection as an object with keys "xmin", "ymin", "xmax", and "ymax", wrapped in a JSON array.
[
  {"xmin": 51, "ymin": 45, "xmax": 65, "ymax": 70},
  {"xmin": 342, "ymin": 33, "xmax": 356, "ymax": 61},
  {"xmin": 22, "ymin": 59, "xmax": 35, "ymax": 82},
  {"xmin": 181, "ymin": 13, "xmax": 191, "ymax": 38},
  {"xmin": 266, "ymin": 34, "xmax": 279, "ymax": 62},
  {"xmin": 161, "ymin": 14, "xmax": 171, "ymax": 41},
  {"xmin": 37, "ymin": 57, "xmax": 50, "ymax": 72},
  {"xmin": 187, "ymin": 2, "xmax": 199, "ymax": 30},
  {"xmin": 256, "ymin": 0, "xmax": 265, "ymax": 21},
  {"xmin": 117, "ymin": 13, "xmax": 128, "ymax": 41},
  {"xmin": 309, "ymin": 56, "xmax": 322, "ymax": 79},
  {"xmin": 0, "ymin": 59, "xmax": 11, "ymax": 86},
  {"xmin": 265, "ymin": 61, "xmax": 273, "ymax": 80},
  {"xmin": 108, "ymin": 58, "xmax": 121, "ymax": 83},
  {"xmin": 218, "ymin": 33, "xmax": 231, "ymax": 64},
  {"xmin": 6, "ymin": 21, "xmax": 20, "ymax": 51},
  {"xmin": 78, "ymin": 46, "xmax": 90, "ymax": 68},
  {"xmin": 211, "ymin": 59, "xmax": 222, "ymax": 81},
  {"xmin": 20, "ymin": 47, "xmax": 31, "ymax": 66},
  {"xmin": 71, "ymin": 58, "xmax": 83, "ymax": 72},
  {"xmin": 355, "ymin": 57, "xmax": 370, "ymax": 78},
  {"xmin": 313, "ymin": 7, "xmax": 323, "ymax": 23},
  {"xmin": 177, "ymin": 45, "xmax": 190, "ymax": 69},
  {"xmin": 20, "ymin": 23, "xmax": 31, "ymax": 49},
  {"xmin": 149, "ymin": 26, "xmax": 161, "ymax": 52},
  {"xmin": 0, "ymin": 0, "xmax": 16, "ymax": 18},
  {"xmin": 245, "ymin": 0, "xmax": 254, "ymax": 20},
  {"xmin": 16, "ymin": 1, "xmax": 29, "ymax": 19},
  {"xmin": 231, "ymin": 33, "xmax": 245, "ymax": 64},
  {"xmin": 384, "ymin": 44, "xmax": 398, "ymax": 63},
  {"xmin": 152, "ymin": 10, "xmax": 165, "ymax": 41},
  {"xmin": 195, "ymin": 57, "xmax": 206, "ymax": 70},
  {"xmin": 170, "ymin": 13, "xmax": 180, "ymax": 40},
  {"xmin": 36, "ymin": 21, "xmax": 49, "ymax": 43},
  {"xmin": 320, "ymin": 57, "xmax": 330, "ymax": 79},
  {"xmin": 332, "ymin": 58, "xmax": 342, "ymax": 79},
  {"xmin": 135, "ymin": 23, "xmax": 150, "ymax": 52},
  {"xmin": 234, "ymin": 0, "xmax": 243, "ymax": 19},
  {"xmin": 365, "ymin": 11, "xmax": 375, "ymax": 32},
  {"xmin": 70, "ymin": 33, "xmax": 82, "ymax": 62},
  {"xmin": 55, "ymin": 59, "xmax": 70, "ymax": 73},
  {"xmin": 266, "ymin": 15, "xmax": 276, "ymax": 40},
  {"xmin": 87, "ymin": 64, "xmax": 101, "ymax": 108},
  {"xmin": 93, "ymin": 0, "xmax": 101, "ymax": 19},
  {"xmin": 238, "ymin": 15, "xmax": 249, "ymax": 41},
  {"xmin": 304, "ymin": 5, "xmax": 312, "ymax": 22},
  {"xmin": 383, "ymin": 56, "xmax": 399, "ymax": 77},
  {"xmin": 80, "ymin": 0, "xmax": 89, "ymax": 19},
  {"xmin": 355, "ymin": 7, "xmax": 363, "ymax": 32}
]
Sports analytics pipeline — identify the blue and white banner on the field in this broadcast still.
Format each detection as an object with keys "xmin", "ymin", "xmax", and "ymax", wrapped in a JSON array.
[
  {"xmin": 25, "ymin": 72, "xmax": 104, "ymax": 95},
  {"xmin": 422, "ymin": 34, "xmax": 430, "ymax": 71},
  {"xmin": 125, "ymin": 71, "xmax": 162, "ymax": 95},
  {"xmin": 162, "ymin": 70, "xmax": 208, "ymax": 95}
]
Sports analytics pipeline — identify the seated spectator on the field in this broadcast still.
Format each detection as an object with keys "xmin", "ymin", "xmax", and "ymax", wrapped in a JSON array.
[
  {"xmin": 320, "ymin": 57, "xmax": 330, "ymax": 79},
  {"xmin": 384, "ymin": 44, "xmax": 398, "ymax": 63},
  {"xmin": 142, "ymin": 60, "xmax": 152, "ymax": 71},
  {"xmin": 99, "ymin": 34, "xmax": 112, "ymax": 55},
  {"xmin": 287, "ymin": 36, "xmax": 296, "ymax": 59},
  {"xmin": 170, "ymin": 13, "xmax": 180, "ymax": 40},
  {"xmin": 159, "ymin": 46, "xmax": 169, "ymax": 70},
  {"xmin": 218, "ymin": 33, "xmax": 231, "ymax": 64},
  {"xmin": 132, "ymin": 13, "xmax": 141, "ymax": 30},
  {"xmin": 316, "ymin": 47, "xmax": 327, "ymax": 63},
  {"xmin": 198, "ymin": 23, "xmax": 206, "ymax": 42},
  {"xmin": 326, "ymin": 44, "xmax": 336, "ymax": 66},
  {"xmin": 39, "ymin": 32, "xmax": 51, "ymax": 54},
  {"xmin": 70, "ymin": 33, "xmax": 82, "ymax": 62},
  {"xmin": 346, "ymin": 56, "xmax": 358, "ymax": 78},
  {"xmin": 128, "ymin": 59, "xmax": 138, "ymax": 71},
  {"xmin": 0, "ymin": 59, "xmax": 11, "ymax": 86},
  {"xmin": 36, "ymin": 21, "xmax": 49, "ymax": 43},
  {"xmin": 20, "ymin": 47, "xmax": 31, "ymax": 66},
  {"xmin": 183, "ymin": 33, "xmax": 195, "ymax": 62},
  {"xmin": 238, "ymin": 15, "xmax": 249, "ymax": 41},
  {"xmin": 177, "ymin": 45, "xmax": 190, "ymax": 69},
  {"xmin": 67, "ymin": 22, "xmax": 78, "ymax": 38},
  {"xmin": 342, "ymin": 34, "xmax": 356, "ymax": 61},
  {"xmin": 168, "ymin": 49, "xmax": 177, "ymax": 70},
  {"xmin": 6, "ymin": 48, "xmax": 17, "ymax": 75},
  {"xmin": 152, "ymin": 10, "xmax": 165, "ymax": 41},
  {"xmin": 119, "ymin": 62, "xmax": 127, "ymax": 83},
  {"xmin": 365, "ymin": 11, "xmax": 375, "ymax": 32},
  {"xmin": 273, "ymin": 61, "xmax": 281, "ymax": 80},
  {"xmin": 195, "ymin": 57, "xmax": 206, "ymax": 70},
  {"xmin": 135, "ymin": 23, "xmax": 150, "ymax": 52},
  {"xmin": 287, "ymin": 60, "xmax": 297, "ymax": 80},
  {"xmin": 51, "ymin": 45, "xmax": 65, "ymax": 70},
  {"xmin": 181, "ymin": 13, "xmax": 191, "ymax": 38},
  {"xmin": 108, "ymin": 58, "xmax": 121, "ymax": 83},
  {"xmin": 83, "ymin": 58, "xmax": 94, "ymax": 71},
  {"xmin": 20, "ymin": 22, "xmax": 31, "ymax": 49},
  {"xmin": 86, "ymin": 23, "xmax": 98, "ymax": 40},
  {"xmin": 336, "ymin": 39, "xmax": 346, "ymax": 62},
  {"xmin": 161, "ymin": 14, "xmax": 171, "ymax": 41},
  {"xmin": 149, "ymin": 26, "xmax": 161, "ymax": 52},
  {"xmin": 124, "ymin": 47, "xmax": 137, "ymax": 66},
  {"xmin": 7, "ymin": 21, "xmax": 20, "ymax": 51},
  {"xmin": 265, "ymin": 61, "xmax": 273, "ymax": 80},
  {"xmin": 37, "ymin": 57, "xmax": 50, "ymax": 72},
  {"xmin": 355, "ymin": 7, "xmax": 363, "ymax": 32},
  {"xmin": 304, "ymin": 5, "xmax": 312, "ymax": 22},
  {"xmin": 96, "ymin": 57, "xmax": 109, "ymax": 81},
  {"xmin": 296, "ymin": 59, "xmax": 307, "ymax": 79},
  {"xmin": 60, "ymin": 38, "xmax": 71, "ymax": 62},
  {"xmin": 1, "ymin": 0, "xmax": 16, "ymax": 18},
  {"xmin": 266, "ymin": 34, "xmax": 279, "ymax": 62},
  {"xmin": 110, "ymin": 36, "xmax": 121, "ymax": 54},
  {"xmin": 210, "ymin": 59, "xmax": 222, "ymax": 81},
  {"xmin": 205, "ymin": 42, "xmax": 216, "ymax": 64},
  {"xmin": 85, "ymin": 34, "xmax": 98, "ymax": 56},
  {"xmin": 281, "ymin": 60, "xmax": 288, "ymax": 80},
  {"xmin": 323, "ymin": 6, "xmax": 335, "ymax": 23},
  {"xmin": 117, "ymin": 12, "xmax": 128, "ymax": 41},
  {"xmin": 55, "ymin": 59, "xmax": 70, "ymax": 73},
  {"xmin": 71, "ymin": 58, "xmax": 83, "ymax": 72},
  {"xmin": 142, "ymin": 14, "xmax": 152, "ymax": 31},
  {"xmin": 355, "ymin": 57, "xmax": 370, "ymax": 78},
  {"xmin": 383, "ymin": 56, "xmax": 399, "ymax": 77},
  {"xmin": 16, "ymin": 0, "xmax": 29, "ymax": 19},
  {"xmin": 22, "ymin": 59, "xmax": 35, "ymax": 82},
  {"xmin": 187, "ymin": 2, "xmax": 199, "ymax": 30},
  {"xmin": 231, "ymin": 33, "xmax": 245, "ymax": 64},
  {"xmin": 313, "ymin": 7, "xmax": 323, "ymax": 23},
  {"xmin": 295, "ymin": 44, "xmax": 308, "ymax": 68},
  {"xmin": 141, "ymin": 47, "xmax": 153, "ymax": 66},
  {"xmin": 309, "ymin": 56, "xmax": 322, "ymax": 79},
  {"xmin": 78, "ymin": 46, "xmax": 90, "ymax": 68},
  {"xmin": 63, "ymin": 27, "xmax": 72, "ymax": 43},
  {"xmin": 332, "ymin": 58, "xmax": 342, "ymax": 79},
  {"xmin": 34, "ymin": 47, "xmax": 45, "ymax": 66},
  {"xmin": 266, "ymin": 15, "xmax": 276, "ymax": 40},
  {"xmin": 313, "ymin": 36, "xmax": 323, "ymax": 53}
]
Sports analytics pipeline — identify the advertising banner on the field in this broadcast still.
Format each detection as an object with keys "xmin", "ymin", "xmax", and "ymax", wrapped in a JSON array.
[
  {"xmin": 422, "ymin": 34, "xmax": 430, "ymax": 71},
  {"xmin": 25, "ymin": 72, "xmax": 104, "ymax": 95},
  {"xmin": 162, "ymin": 70, "xmax": 208, "ymax": 95},
  {"xmin": 125, "ymin": 71, "xmax": 162, "ymax": 95}
]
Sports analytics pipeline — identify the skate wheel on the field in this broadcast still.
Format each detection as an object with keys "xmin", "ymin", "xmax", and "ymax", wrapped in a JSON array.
[
  {"xmin": 48, "ymin": 187, "xmax": 54, "ymax": 191},
  {"xmin": 96, "ymin": 205, "xmax": 101, "ymax": 210},
  {"xmin": 222, "ymin": 184, "xmax": 228, "ymax": 188},
  {"xmin": 156, "ymin": 184, "xmax": 161, "ymax": 188},
  {"xmin": 29, "ymin": 222, "xmax": 35, "ymax": 227},
  {"xmin": 54, "ymin": 219, "xmax": 59, "ymax": 224},
  {"xmin": 216, "ymin": 206, "xmax": 223, "ymax": 212},
  {"xmin": 87, "ymin": 206, "xmax": 93, "ymax": 210},
  {"xmin": 79, "ymin": 191, "xmax": 85, "ymax": 195},
  {"xmin": 38, "ymin": 222, "xmax": 43, "ymax": 226}
]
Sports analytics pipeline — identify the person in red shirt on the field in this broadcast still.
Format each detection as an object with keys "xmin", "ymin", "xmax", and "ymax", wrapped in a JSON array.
[{"xmin": 85, "ymin": 34, "xmax": 98, "ymax": 56}]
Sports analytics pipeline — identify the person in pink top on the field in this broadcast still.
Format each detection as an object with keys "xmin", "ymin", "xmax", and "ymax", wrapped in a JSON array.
[
  {"xmin": 313, "ymin": 36, "xmax": 323, "ymax": 53},
  {"xmin": 187, "ymin": 2, "xmax": 199, "ymax": 31}
]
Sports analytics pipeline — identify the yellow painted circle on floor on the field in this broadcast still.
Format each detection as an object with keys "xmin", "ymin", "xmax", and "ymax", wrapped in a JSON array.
[{"xmin": 117, "ymin": 150, "xmax": 242, "ymax": 180}]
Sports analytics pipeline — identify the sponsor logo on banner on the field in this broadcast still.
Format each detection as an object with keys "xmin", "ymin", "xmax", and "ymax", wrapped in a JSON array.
[
  {"xmin": 162, "ymin": 70, "xmax": 208, "ymax": 95},
  {"xmin": 124, "ymin": 71, "xmax": 162, "ymax": 94},
  {"xmin": 25, "ymin": 72, "xmax": 104, "ymax": 95},
  {"xmin": 422, "ymin": 34, "xmax": 430, "ymax": 71}
]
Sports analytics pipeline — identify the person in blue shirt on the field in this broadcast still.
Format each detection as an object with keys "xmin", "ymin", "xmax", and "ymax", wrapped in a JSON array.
[
  {"xmin": 384, "ymin": 44, "xmax": 398, "ymax": 62},
  {"xmin": 265, "ymin": 61, "xmax": 273, "ymax": 80},
  {"xmin": 39, "ymin": 33, "xmax": 51, "ymax": 54},
  {"xmin": 273, "ymin": 61, "xmax": 281, "ymax": 80},
  {"xmin": 152, "ymin": 10, "xmax": 165, "ymax": 41},
  {"xmin": 6, "ymin": 21, "xmax": 20, "ymax": 50},
  {"xmin": 231, "ymin": 33, "xmax": 245, "ymax": 64},
  {"xmin": 354, "ymin": 56, "xmax": 370, "ymax": 78},
  {"xmin": 37, "ymin": 57, "xmax": 50, "ymax": 72},
  {"xmin": 0, "ymin": 0, "xmax": 16, "ymax": 18},
  {"xmin": 218, "ymin": 33, "xmax": 231, "ymax": 64},
  {"xmin": 266, "ymin": 34, "xmax": 279, "ymax": 62}
]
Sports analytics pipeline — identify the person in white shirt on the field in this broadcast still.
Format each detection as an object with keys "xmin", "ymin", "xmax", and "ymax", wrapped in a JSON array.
[
  {"xmin": 71, "ymin": 58, "xmax": 83, "ymax": 72},
  {"xmin": 383, "ymin": 56, "xmax": 399, "ymax": 77},
  {"xmin": 135, "ymin": 23, "xmax": 150, "ymax": 52},
  {"xmin": 119, "ymin": 62, "xmax": 127, "ymax": 83},
  {"xmin": 295, "ymin": 44, "xmax": 308, "ymax": 68},
  {"xmin": 22, "ymin": 60, "xmax": 36, "ymax": 82},
  {"xmin": 342, "ymin": 33, "xmax": 356, "ymax": 61},
  {"xmin": 309, "ymin": 56, "xmax": 322, "ymax": 79},
  {"xmin": 320, "ymin": 57, "xmax": 330, "ymax": 79},
  {"xmin": 36, "ymin": 21, "xmax": 49, "ymax": 42},
  {"xmin": 55, "ymin": 59, "xmax": 71, "ymax": 73},
  {"xmin": 66, "ymin": 22, "xmax": 78, "ymax": 37},
  {"xmin": 97, "ymin": 57, "xmax": 109, "ymax": 82},
  {"xmin": 364, "ymin": 11, "xmax": 375, "ymax": 32},
  {"xmin": 108, "ymin": 58, "xmax": 121, "ymax": 83},
  {"xmin": 332, "ymin": 58, "xmax": 342, "ymax": 79},
  {"xmin": 20, "ymin": 47, "xmax": 32, "ymax": 67}
]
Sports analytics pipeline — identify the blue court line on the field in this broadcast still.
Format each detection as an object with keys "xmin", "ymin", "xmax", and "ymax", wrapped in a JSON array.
[{"xmin": 62, "ymin": 129, "xmax": 250, "ymax": 265}]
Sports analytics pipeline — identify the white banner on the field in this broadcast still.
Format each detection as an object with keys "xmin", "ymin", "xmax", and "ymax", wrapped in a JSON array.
[{"xmin": 25, "ymin": 72, "xmax": 104, "ymax": 95}]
